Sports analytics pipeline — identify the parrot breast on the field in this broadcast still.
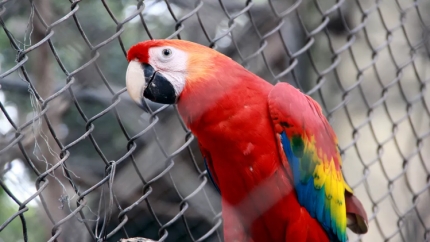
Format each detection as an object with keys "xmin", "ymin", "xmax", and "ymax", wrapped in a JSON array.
[{"xmin": 176, "ymin": 60, "xmax": 331, "ymax": 241}]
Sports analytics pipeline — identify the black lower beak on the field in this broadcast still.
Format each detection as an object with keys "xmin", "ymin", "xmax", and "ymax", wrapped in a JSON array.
[{"xmin": 142, "ymin": 63, "xmax": 177, "ymax": 104}]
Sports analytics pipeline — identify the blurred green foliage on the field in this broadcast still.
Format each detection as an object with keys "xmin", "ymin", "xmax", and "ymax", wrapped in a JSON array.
[{"xmin": 0, "ymin": 189, "xmax": 47, "ymax": 242}]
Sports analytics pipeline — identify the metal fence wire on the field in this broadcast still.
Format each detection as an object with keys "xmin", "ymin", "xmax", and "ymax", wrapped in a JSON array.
[{"xmin": 0, "ymin": 0, "xmax": 429, "ymax": 241}]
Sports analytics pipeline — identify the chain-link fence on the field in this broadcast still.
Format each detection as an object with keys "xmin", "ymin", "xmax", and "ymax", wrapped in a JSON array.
[{"xmin": 0, "ymin": 0, "xmax": 429, "ymax": 241}]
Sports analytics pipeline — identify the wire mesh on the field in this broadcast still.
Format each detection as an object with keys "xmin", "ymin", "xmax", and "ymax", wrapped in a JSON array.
[{"xmin": 0, "ymin": 0, "xmax": 429, "ymax": 242}]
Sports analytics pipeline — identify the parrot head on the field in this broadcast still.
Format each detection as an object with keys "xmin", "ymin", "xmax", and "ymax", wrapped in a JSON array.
[{"xmin": 125, "ymin": 39, "xmax": 222, "ymax": 106}]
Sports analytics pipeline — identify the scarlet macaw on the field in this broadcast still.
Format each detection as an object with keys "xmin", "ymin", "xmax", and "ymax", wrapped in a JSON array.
[{"xmin": 125, "ymin": 39, "xmax": 368, "ymax": 242}]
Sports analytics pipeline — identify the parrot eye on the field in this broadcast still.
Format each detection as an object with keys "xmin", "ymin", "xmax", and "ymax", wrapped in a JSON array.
[{"xmin": 162, "ymin": 48, "xmax": 172, "ymax": 57}]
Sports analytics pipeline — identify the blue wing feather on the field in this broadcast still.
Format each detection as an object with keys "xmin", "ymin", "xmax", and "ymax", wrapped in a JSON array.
[
  {"xmin": 280, "ymin": 132, "xmax": 340, "ymax": 241},
  {"xmin": 204, "ymin": 157, "xmax": 220, "ymax": 193}
]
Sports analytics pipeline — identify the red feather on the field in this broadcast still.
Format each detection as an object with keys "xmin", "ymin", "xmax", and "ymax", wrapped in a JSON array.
[
  {"xmin": 128, "ymin": 39, "xmax": 368, "ymax": 241},
  {"xmin": 177, "ymin": 59, "xmax": 331, "ymax": 241}
]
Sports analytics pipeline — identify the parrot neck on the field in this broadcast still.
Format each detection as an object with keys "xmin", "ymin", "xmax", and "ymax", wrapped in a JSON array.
[{"xmin": 177, "ymin": 59, "xmax": 273, "ymax": 130}]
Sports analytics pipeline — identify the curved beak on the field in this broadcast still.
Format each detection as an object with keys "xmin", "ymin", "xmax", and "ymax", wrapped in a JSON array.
[{"xmin": 126, "ymin": 60, "xmax": 177, "ymax": 106}]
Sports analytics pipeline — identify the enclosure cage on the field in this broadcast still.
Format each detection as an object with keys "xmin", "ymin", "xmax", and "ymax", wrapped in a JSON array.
[{"xmin": 0, "ymin": 0, "xmax": 430, "ymax": 242}]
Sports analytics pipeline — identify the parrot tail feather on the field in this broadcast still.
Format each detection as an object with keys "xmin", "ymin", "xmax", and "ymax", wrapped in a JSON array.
[{"xmin": 345, "ymin": 192, "xmax": 368, "ymax": 234}]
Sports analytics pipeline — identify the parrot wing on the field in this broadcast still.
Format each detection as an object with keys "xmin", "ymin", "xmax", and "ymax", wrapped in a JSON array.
[
  {"xmin": 199, "ymin": 143, "xmax": 220, "ymax": 193},
  {"xmin": 268, "ymin": 82, "xmax": 368, "ymax": 242}
]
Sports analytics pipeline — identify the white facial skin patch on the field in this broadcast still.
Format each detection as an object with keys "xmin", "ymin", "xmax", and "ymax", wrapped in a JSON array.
[
  {"xmin": 125, "ymin": 46, "xmax": 189, "ymax": 104},
  {"xmin": 147, "ymin": 46, "xmax": 188, "ymax": 96}
]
